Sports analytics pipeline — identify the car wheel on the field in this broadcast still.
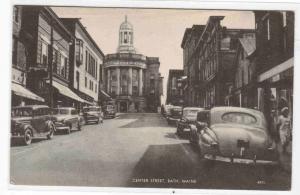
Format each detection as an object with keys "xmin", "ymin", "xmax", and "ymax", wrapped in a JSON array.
[
  {"xmin": 47, "ymin": 124, "xmax": 54, "ymax": 140},
  {"xmin": 23, "ymin": 128, "xmax": 32, "ymax": 145},
  {"xmin": 77, "ymin": 121, "xmax": 81, "ymax": 131}
]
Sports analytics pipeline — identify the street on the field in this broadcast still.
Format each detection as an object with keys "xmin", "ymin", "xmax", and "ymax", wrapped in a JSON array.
[{"xmin": 10, "ymin": 113, "xmax": 290, "ymax": 190}]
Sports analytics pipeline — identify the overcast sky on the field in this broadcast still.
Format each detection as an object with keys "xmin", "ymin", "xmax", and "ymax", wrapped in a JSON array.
[{"xmin": 52, "ymin": 7, "xmax": 255, "ymax": 103}]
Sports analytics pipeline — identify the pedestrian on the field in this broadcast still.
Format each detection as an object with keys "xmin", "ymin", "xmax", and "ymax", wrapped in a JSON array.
[{"xmin": 277, "ymin": 107, "xmax": 292, "ymax": 153}]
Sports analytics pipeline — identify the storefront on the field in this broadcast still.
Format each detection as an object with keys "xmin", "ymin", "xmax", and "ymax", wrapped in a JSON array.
[{"xmin": 11, "ymin": 82, "xmax": 45, "ymax": 106}]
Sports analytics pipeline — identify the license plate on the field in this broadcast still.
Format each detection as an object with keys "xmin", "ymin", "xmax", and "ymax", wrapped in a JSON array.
[{"xmin": 237, "ymin": 140, "xmax": 249, "ymax": 148}]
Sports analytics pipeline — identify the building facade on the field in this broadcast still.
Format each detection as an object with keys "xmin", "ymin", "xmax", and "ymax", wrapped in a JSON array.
[
  {"xmin": 61, "ymin": 18, "xmax": 105, "ymax": 107},
  {"xmin": 103, "ymin": 17, "xmax": 163, "ymax": 112},
  {"xmin": 181, "ymin": 16, "xmax": 254, "ymax": 108},
  {"xmin": 166, "ymin": 69, "xmax": 184, "ymax": 106},
  {"xmin": 22, "ymin": 6, "xmax": 85, "ymax": 108},
  {"xmin": 252, "ymin": 11, "xmax": 294, "ymax": 121},
  {"xmin": 11, "ymin": 6, "xmax": 45, "ymax": 106}
]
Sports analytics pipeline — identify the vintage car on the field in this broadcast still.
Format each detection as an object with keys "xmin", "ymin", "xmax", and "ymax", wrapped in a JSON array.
[
  {"xmin": 11, "ymin": 105, "xmax": 55, "ymax": 145},
  {"xmin": 82, "ymin": 106, "xmax": 103, "ymax": 124},
  {"xmin": 189, "ymin": 107, "xmax": 278, "ymax": 165},
  {"xmin": 52, "ymin": 107, "xmax": 83, "ymax": 134},
  {"xmin": 166, "ymin": 106, "xmax": 183, "ymax": 125},
  {"xmin": 103, "ymin": 105, "xmax": 116, "ymax": 118},
  {"xmin": 163, "ymin": 104, "xmax": 173, "ymax": 118},
  {"xmin": 176, "ymin": 107, "xmax": 205, "ymax": 135}
]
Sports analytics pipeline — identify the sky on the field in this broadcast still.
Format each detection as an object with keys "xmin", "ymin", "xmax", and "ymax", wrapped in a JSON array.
[{"xmin": 52, "ymin": 7, "xmax": 255, "ymax": 103}]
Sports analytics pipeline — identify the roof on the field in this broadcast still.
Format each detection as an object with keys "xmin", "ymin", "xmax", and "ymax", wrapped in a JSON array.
[
  {"xmin": 53, "ymin": 107, "xmax": 76, "ymax": 110},
  {"xmin": 211, "ymin": 106, "xmax": 263, "ymax": 116},
  {"xmin": 239, "ymin": 37, "xmax": 256, "ymax": 56}
]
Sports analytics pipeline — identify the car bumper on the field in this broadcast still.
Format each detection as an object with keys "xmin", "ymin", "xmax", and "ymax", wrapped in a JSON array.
[
  {"xmin": 204, "ymin": 154, "xmax": 278, "ymax": 165},
  {"xmin": 85, "ymin": 116, "xmax": 100, "ymax": 121}
]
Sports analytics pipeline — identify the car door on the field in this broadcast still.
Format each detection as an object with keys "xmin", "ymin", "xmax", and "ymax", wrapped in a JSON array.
[{"xmin": 31, "ymin": 108, "xmax": 46, "ymax": 134}]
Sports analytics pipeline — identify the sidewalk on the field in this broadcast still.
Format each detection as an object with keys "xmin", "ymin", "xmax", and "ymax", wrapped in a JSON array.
[{"xmin": 277, "ymin": 141, "xmax": 292, "ymax": 172}]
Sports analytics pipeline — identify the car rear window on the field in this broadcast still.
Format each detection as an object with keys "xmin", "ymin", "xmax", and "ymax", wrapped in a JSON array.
[{"xmin": 222, "ymin": 112, "xmax": 257, "ymax": 125}]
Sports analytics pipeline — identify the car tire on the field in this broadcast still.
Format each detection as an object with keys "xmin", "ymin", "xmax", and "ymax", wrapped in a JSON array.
[
  {"xmin": 23, "ymin": 128, "xmax": 32, "ymax": 145},
  {"xmin": 47, "ymin": 124, "xmax": 54, "ymax": 140}
]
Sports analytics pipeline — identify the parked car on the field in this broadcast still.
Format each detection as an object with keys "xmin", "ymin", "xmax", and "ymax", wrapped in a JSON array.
[
  {"xmin": 82, "ymin": 106, "xmax": 103, "ymax": 124},
  {"xmin": 103, "ymin": 105, "xmax": 116, "ymax": 118},
  {"xmin": 164, "ymin": 104, "xmax": 173, "ymax": 118},
  {"xmin": 11, "ymin": 105, "xmax": 55, "ymax": 145},
  {"xmin": 176, "ymin": 107, "xmax": 205, "ymax": 135},
  {"xmin": 166, "ymin": 106, "xmax": 182, "ymax": 125},
  {"xmin": 189, "ymin": 107, "xmax": 278, "ymax": 165},
  {"xmin": 52, "ymin": 107, "xmax": 83, "ymax": 134}
]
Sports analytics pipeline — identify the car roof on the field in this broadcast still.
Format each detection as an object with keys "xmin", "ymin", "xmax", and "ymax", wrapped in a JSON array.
[
  {"xmin": 12, "ymin": 105, "xmax": 49, "ymax": 110},
  {"xmin": 183, "ymin": 107, "xmax": 204, "ymax": 111},
  {"xmin": 210, "ymin": 106, "xmax": 263, "ymax": 116},
  {"xmin": 83, "ymin": 106, "xmax": 100, "ymax": 108}
]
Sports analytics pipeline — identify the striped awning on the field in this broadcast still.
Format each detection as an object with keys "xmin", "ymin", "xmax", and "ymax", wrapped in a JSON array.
[{"xmin": 11, "ymin": 82, "xmax": 45, "ymax": 102}]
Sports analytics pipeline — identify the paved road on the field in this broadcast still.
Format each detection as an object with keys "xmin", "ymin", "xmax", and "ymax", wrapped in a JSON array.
[{"xmin": 10, "ymin": 113, "xmax": 291, "ymax": 190}]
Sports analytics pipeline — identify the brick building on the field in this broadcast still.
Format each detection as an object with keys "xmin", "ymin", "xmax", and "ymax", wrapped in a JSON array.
[
  {"xmin": 181, "ymin": 16, "xmax": 253, "ymax": 108},
  {"xmin": 21, "ymin": 6, "xmax": 85, "ymax": 108},
  {"xmin": 103, "ymin": 17, "xmax": 163, "ymax": 112},
  {"xmin": 11, "ymin": 6, "xmax": 45, "ymax": 106},
  {"xmin": 166, "ymin": 69, "xmax": 184, "ymax": 106},
  {"xmin": 252, "ymin": 11, "xmax": 294, "ymax": 119}
]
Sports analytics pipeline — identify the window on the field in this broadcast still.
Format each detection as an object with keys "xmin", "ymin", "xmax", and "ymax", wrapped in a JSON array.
[
  {"xmin": 95, "ymin": 84, "xmax": 97, "ymax": 93},
  {"xmin": 85, "ymin": 77, "xmax": 87, "ymax": 88},
  {"xmin": 41, "ymin": 41, "xmax": 48, "ymax": 66},
  {"xmin": 283, "ymin": 12, "xmax": 287, "ymax": 27},
  {"xmin": 52, "ymin": 49, "xmax": 59, "ymax": 73},
  {"xmin": 75, "ymin": 39, "xmax": 83, "ymax": 65},
  {"xmin": 71, "ymin": 109, "xmax": 78, "ymax": 115},
  {"xmin": 76, "ymin": 71, "xmax": 80, "ymax": 89},
  {"xmin": 267, "ymin": 18, "xmax": 270, "ymax": 40},
  {"xmin": 124, "ymin": 32, "xmax": 128, "ymax": 43},
  {"xmin": 13, "ymin": 6, "xmax": 19, "ymax": 23},
  {"xmin": 85, "ymin": 50, "xmax": 88, "ymax": 71},
  {"xmin": 12, "ymin": 38, "xmax": 18, "ymax": 65},
  {"xmin": 222, "ymin": 112, "xmax": 257, "ymax": 125}
]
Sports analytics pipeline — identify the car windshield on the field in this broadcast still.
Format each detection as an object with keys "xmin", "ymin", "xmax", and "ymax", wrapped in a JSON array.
[
  {"xmin": 106, "ymin": 105, "xmax": 114, "ymax": 110},
  {"xmin": 83, "ymin": 107, "xmax": 100, "ymax": 112},
  {"xmin": 11, "ymin": 108, "xmax": 32, "ymax": 117},
  {"xmin": 52, "ymin": 109, "xmax": 70, "ymax": 115},
  {"xmin": 222, "ymin": 112, "xmax": 257, "ymax": 125},
  {"xmin": 183, "ymin": 109, "xmax": 199, "ymax": 118}
]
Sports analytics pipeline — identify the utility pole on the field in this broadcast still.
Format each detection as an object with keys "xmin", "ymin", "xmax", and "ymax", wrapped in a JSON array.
[{"xmin": 48, "ymin": 23, "xmax": 54, "ymax": 109}]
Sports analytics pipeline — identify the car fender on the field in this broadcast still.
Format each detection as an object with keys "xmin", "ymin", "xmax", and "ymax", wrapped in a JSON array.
[
  {"xmin": 19, "ymin": 123, "xmax": 35, "ymax": 135},
  {"xmin": 46, "ymin": 120, "xmax": 56, "ymax": 132}
]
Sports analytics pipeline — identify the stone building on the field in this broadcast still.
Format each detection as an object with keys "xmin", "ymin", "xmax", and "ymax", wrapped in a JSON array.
[
  {"xmin": 166, "ymin": 69, "xmax": 184, "ymax": 106},
  {"xmin": 103, "ymin": 16, "xmax": 163, "ymax": 112}
]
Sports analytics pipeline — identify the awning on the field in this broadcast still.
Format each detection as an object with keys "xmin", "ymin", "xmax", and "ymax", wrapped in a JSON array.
[
  {"xmin": 100, "ymin": 90, "xmax": 112, "ymax": 100},
  {"xmin": 258, "ymin": 58, "xmax": 293, "ymax": 82},
  {"xmin": 11, "ymin": 82, "xmax": 45, "ymax": 102},
  {"xmin": 48, "ymin": 80, "xmax": 85, "ymax": 103}
]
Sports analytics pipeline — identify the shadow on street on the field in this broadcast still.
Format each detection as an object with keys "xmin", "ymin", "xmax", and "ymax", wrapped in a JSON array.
[{"xmin": 127, "ymin": 143, "xmax": 291, "ymax": 190}]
